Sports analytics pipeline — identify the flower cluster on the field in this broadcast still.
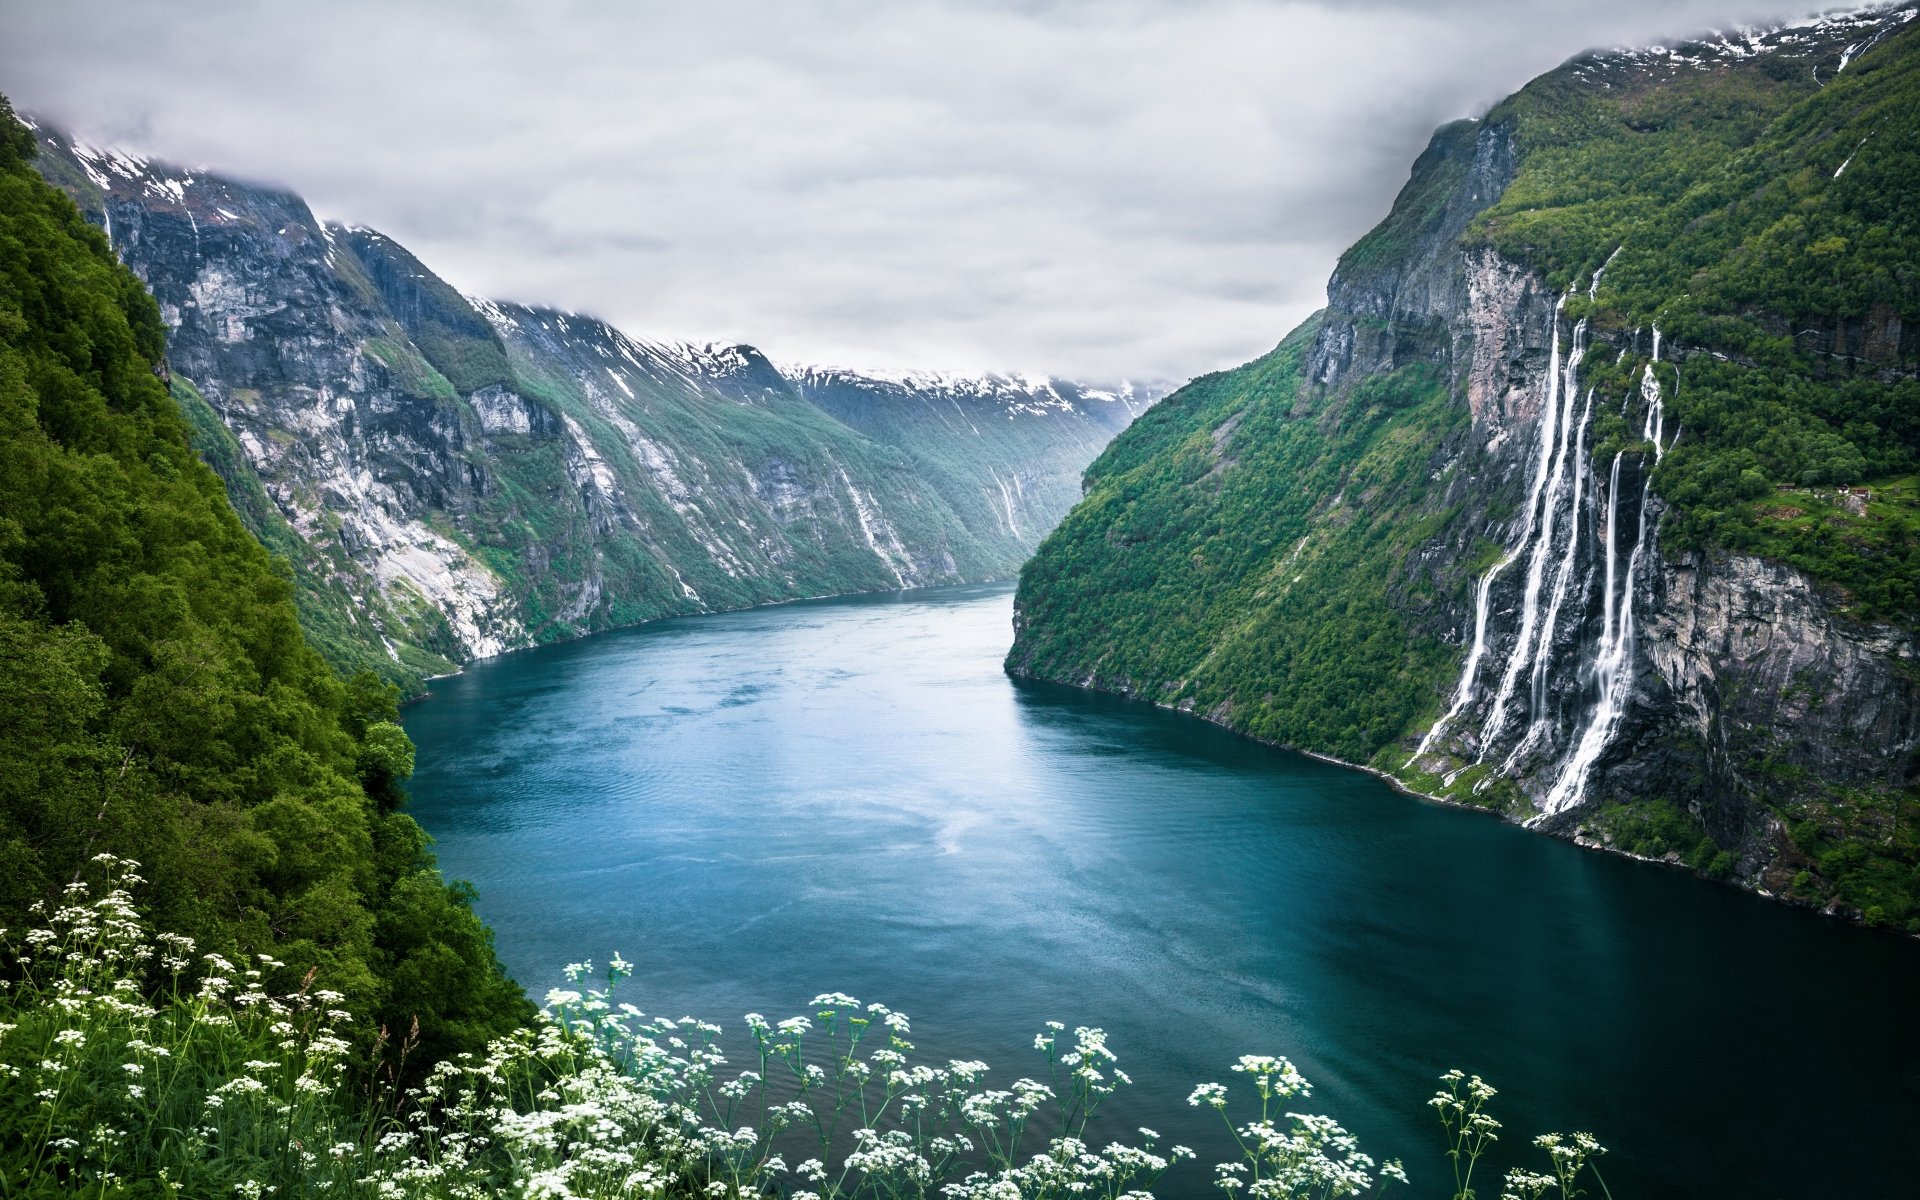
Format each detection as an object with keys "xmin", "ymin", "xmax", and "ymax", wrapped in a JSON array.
[
  {"xmin": 0, "ymin": 857, "xmax": 358, "ymax": 1195},
  {"xmin": 1190, "ymin": 1054, "xmax": 1402, "ymax": 1200},
  {"xmin": 0, "ymin": 862, "xmax": 1614, "ymax": 1200},
  {"xmin": 1426, "ymin": 1070, "xmax": 1609, "ymax": 1200}
]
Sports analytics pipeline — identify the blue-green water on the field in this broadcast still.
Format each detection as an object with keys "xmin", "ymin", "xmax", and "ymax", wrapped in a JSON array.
[{"xmin": 405, "ymin": 583, "xmax": 1920, "ymax": 1199}]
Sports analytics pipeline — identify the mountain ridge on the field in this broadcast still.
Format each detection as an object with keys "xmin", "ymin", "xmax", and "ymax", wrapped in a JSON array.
[
  {"xmin": 27, "ymin": 120, "xmax": 1153, "ymax": 691},
  {"xmin": 0, "ymin": 98, "xmax": 531, "ymax": 1066}
]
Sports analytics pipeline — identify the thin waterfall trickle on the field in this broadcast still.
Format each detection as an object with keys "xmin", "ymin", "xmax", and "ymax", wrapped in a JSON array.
[
  {"xmin": 1640, "ymin": 328, "xmax": 1666, "ymax": 460},
  {"xmin": 1589, "ymin": 246, "xmax": 1622, "ymax": 300},
  {"xmin": 1601, "ymin": 453, "xmax": 1623, "ymax": 672},
  {"xmin": 1543, "ymin": 329, "xmax": 1666, "ymax": 814},
  {"xmin": 1413, "ymin": 295, "xmax": 1570, "ymax": 763}
]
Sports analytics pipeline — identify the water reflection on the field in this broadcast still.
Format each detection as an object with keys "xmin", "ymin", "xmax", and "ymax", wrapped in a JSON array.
[{"xmin": 406, "ymin": 583, "xmax": 1920, "ymax": 1199}]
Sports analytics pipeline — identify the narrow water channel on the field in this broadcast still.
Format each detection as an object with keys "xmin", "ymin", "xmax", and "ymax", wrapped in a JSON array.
[{"xmin": 404, "ymin": 583, "xmax": 1920, "ymax": 1199}]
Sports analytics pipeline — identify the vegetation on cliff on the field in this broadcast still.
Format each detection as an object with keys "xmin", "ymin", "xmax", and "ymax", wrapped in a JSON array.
[
  {"xmin": 0, "ymin": 98, "xmax": 531, "ymax": 1066},
  {"xmin": 1008, "ymin": 13, "xmax": 1920, "ymax": 928},
  {"xmin": 1474, "ymin": 12, "xmax": 1920, "ymax": 620},
  {"xmin": 1010, "ymin": 318, "xmax": 1463, "ymax": 765}
]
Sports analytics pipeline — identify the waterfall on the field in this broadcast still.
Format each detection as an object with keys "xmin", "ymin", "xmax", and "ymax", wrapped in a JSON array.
[
  {"xmin": 1542, "ymin": 329, "xmax": 1665, "ymax": 814},
  {"xmin": 1413, "ymin": 295, "xmax": 1569, "ymax": 763},
  {"xmin": 989, "ymin": 467, "xmax": 1022, "ymax": 538},
  {"xmin": 1414, "ymin": 299, "xmax": 1676, "ymax": 813},
  {"xmin": 1541, "ymin": 454, "xmax": 1648, "ymax": 814},
  {"xmin": 1601, "ymin": 453, "xmax": 1622, "ymax": 654},
  {"xmin": 1529, "ymin": 385, "xmax": 1593, "ymax": 718},
  {"xmin": 1640, "ymin": 328, "xmax": 1665, "ymax": 460},
  {"xmin": 1413, "ymin": 568, "xmax": 1508, "ymax": 762},
  {"xmin": 1589, "ymin": 246, "xmax": 1622, "ymax": 300},
  {"xmin": 1417, "ymin": 295, "xmax": 1679, "ymax": 818},
  {"xmin": 1479, "ymin": 315, "xmax": 1588, "ymax": 756},
  {"xmin": 1496, "ymin": 382, "xmax": 1595, "ymax": 776}
]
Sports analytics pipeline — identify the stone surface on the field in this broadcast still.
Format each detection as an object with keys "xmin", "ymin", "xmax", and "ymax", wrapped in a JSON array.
[{"xmin": 32, "ymin": 126, "xmax": 1154, "ymax": 688}]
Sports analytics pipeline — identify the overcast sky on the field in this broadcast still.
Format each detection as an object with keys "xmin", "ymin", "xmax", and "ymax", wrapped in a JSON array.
[{"xmin": 4, "ymin": 0, "xmax": 1822, "ymax": 382}]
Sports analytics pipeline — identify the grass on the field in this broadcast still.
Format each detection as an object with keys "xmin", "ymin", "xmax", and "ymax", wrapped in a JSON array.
[{"xmin": 1, "ymin": 862, "xmax": 1617, "ymax": 1200}]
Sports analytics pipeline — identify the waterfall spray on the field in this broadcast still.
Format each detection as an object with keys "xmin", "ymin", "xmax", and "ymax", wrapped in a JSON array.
[
  {"xmin": 1479, "ymin": 316, "xmax": 1589, "ymax": 757},
  {"xmin": 1412, "ymin": 295, "xmax": 1570, "ymax": 764},
  {"xmin": 1542, "ymin": 329, "xmax": 1665, "ymax": 814}
]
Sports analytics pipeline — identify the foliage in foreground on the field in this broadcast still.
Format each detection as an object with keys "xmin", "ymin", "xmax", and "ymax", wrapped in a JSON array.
[
  {"xmin": 0, "ymin": 93, "xmax": 531, "ymax": 1064},
  {"xmin": 1, "ymin": 862, "xmax": 1613, "ymax": 1200}
]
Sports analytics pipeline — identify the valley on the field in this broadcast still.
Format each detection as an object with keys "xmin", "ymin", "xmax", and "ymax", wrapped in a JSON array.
[
  {"xmin": 3, "ymin": 1, "xmax": 1919, "ymax": 1195},
  {"xmin": 31, "ymin": 123, "xmax": 1153, "ymax": 690}
]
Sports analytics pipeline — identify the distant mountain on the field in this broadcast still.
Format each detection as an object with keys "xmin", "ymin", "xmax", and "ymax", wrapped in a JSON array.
[
  {"xmin": 1009, "ymin": 4, "xmax": 1920, "ymax": 927},
  {"xmin": 29, "ymin": 125, "xmax": 1155, "ymax": 689}
]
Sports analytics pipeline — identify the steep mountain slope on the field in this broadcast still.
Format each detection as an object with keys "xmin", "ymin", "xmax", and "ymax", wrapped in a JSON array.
[
  {"xmin": 0, "ymin": 99, "xmax": 528, "ymax": 1062},
  {"xmin": 786, "ymin": 365, "xmax": 1141, "ymax": 555},
  {"xmin": 29, "ymin": 128, "xmax": 1150, "ymax": 691},
  {"xmin": 1010, "ymin": 5, "xmax": 1920, "ymax": 928}
]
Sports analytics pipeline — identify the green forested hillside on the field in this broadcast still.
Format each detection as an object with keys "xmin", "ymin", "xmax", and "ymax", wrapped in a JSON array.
[
  {"xmin": 1474, "ymin": 15, "xmax": 1920, "ymax": 617},
  {"xmin": 0, "ymin": 99, "xmax": 529, "ymax": 1062},
  {"xmin": 1011, "ymin": 319, "xmax": 1465, "ymax": 763},
  {"xmin": 1015, "ymin": 13, "xmax": 1920, "ymax": 746},
  {"xmin": 1009, "ymin": 10, "xmax": 1920, "ymax": 924}
]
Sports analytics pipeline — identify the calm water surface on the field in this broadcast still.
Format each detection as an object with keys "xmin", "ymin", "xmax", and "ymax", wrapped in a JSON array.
[{"xmin": 406, "ymin": 584, "xmax": 1920, "ymax": 1199}]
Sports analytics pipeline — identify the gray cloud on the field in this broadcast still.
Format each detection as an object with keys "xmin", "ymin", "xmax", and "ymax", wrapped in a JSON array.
[{"xmin": 1, "ymin": 0, "xmax": 1821, "ymax": 381}]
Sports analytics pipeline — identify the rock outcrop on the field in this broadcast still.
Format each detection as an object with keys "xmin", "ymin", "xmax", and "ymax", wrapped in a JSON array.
[
  {"xmin": 1008, "ymin": 3, "xmax": 1920, "ymax": 928},
  {"xmin": 30, "ymin": 125, "xmax": 1152, "ymax": 688}
]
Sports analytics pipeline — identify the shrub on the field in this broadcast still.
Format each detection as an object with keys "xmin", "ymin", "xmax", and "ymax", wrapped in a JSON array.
[{"xmin": 1, "ymin": 863, "xmax": 1614, "ymax": 1200}]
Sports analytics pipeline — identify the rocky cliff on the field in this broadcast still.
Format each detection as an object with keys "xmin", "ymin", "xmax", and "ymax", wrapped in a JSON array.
[
  {"xmin": 28, "ymin": 127, "xmax": 1150, "ymax": 689},
  {"xmin": 1009, "ymin": 3, "xmax": 1920, "ymax": 929}
]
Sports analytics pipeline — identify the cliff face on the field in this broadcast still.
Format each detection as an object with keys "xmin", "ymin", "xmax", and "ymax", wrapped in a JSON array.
[
  {"xmin": 1009, "ymin": 4, "xmax": 1920, "ymax": 928},
  {"xmin": 30, "ymin": 127, "xmax": 1150, "ymax": 688},
  {"xmin": 1384, "ymin": 242, "xmax": 1918, "ymax": 895},
  {"xmin": 0, "ymin": 101, "xmax": 531, "ymax": 1057},
  {"xmin": 1634, "ymin": 555, "xmax": 1918, "ymax": 879}
]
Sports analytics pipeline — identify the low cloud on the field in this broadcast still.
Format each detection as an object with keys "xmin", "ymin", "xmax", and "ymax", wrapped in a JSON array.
[{"xmin": 1, "ymin": 0, "xmax": 1818, "ymax": 381}]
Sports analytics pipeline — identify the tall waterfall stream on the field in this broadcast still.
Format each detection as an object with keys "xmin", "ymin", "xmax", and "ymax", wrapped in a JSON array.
[{"xmin": 1414, "ymin": 273, "xmax": 1675, "ymax": 819}]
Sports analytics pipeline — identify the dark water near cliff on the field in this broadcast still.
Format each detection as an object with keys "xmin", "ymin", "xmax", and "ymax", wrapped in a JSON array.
[{"xmin": 405, "ymin": 583, "xmax": 1920, "ymax": 1199}]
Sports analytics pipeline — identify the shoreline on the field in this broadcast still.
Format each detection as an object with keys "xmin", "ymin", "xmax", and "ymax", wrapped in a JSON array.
[
  {"xmin": 1007, "ymin": 663, "xmax": 1910, "ymax": 940},
  {"xmin": 408, "ymin": 581, "xmax": 1909, "ymax": 942}
]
